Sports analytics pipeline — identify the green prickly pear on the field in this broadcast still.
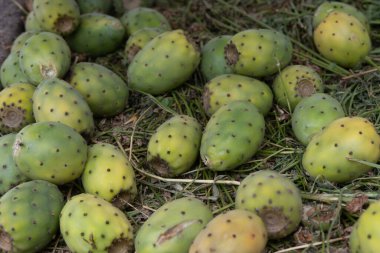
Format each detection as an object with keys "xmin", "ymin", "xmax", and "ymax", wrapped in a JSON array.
[
  {"xmin": 66, "ymin": 13, "xmax": 125, "ymax": 56},
  {"xmin": 235, "ymin": 170, "xmax": 303, "ymax": 239},
  {"xmin": 0, "ymin": 83, "xmax": 35, "ymax": 133},
  {"xmin": 11, "ymin": 32, "xmax": 36, "ymax": 54},
  {"xmin": 125, "ymin": 27, "xmax": 164, "ymax": 63},
  {"xmin": 313, "ymin": 11, "xmax": 371, "ymax": 68},
  {"xmin": 313, "ymin": 1, "xmax": 369, "ymax": 31},
  {"xmin": 302, "ymin": 117, "xmax": 380, "ymax": 183},
  {"xmin": 292, "ymin": 93, "xmax": 345, "ymax": 145},
  {"xmin": 13, "ymin": 121, "xmax": 88, "ymax": 185},
  {"xmin": 350, "ymin": 200, "xmax": 380, "ymax": 252},
  {"xmin": 203, "ymin": 74, "xmax": 273, "ymax": 116},
  {"xmin": 60, "ymin": 193, "xmax": 134, "ymax": 253},
  {"xmin": 200, "ymin": 35, "xmax": 233, "ymax": 81},
  {"xmin": 200, "ymin": 101, "xmax": 265, "ymax": 171},
  {"xmin": 0, "ymin": 53, "xmax": 30, "ymax": 88},
  {"xmin": 82, "ymin": 143, "xmax": 137, "ymax": 207},
  {"xmin": 33, "ymin": 78, "xmax": 94, "ymax": 135},
  {"xmin": 0, "ymin": 134, "xmax": 28, "ymax": 195},
  {"xmin": 25, "ymin": 11, "xmax": 44, "ymax": 32},
  {"xmin": 0, "ymin": 180, "xmax": 64, "ymax": 253},
  {"xmin": 77, "ymin": 0, "xmax": 113, "ymax": 14},
  {"xmin": 147, "ymin": 115, "xmax": 202, "ymax": 177},
  {"xmin": 189, "ymin": 210, "xmax": 268, "ymax": 253},
  {"xmin": 128, "ymin": 29, "xmax": 200, "ymax": 95},
  {"xmin": 135, "ymin": 197, "xmax": 213, "ymax": 253},
  {"xmin": 33, "ymin": 0, "xmax": 80, "ymax": 35},
  {"xmin": 120, "ymin": 7, "xmax": 171, "ymax": 35},
  {"xmin": 225, "ymin": 29, "xmax": 293, "ymax": 77},
  {"xmin": 19, "ymin": 32, "xmax": 71, "ymax": 85},
  {"xmin": 272, "ymin": 65, "xmax": 324, "ymax": 110},
  {"xmin": 67, "ymin": 62, "xmax": 128, "ymax": 117}
]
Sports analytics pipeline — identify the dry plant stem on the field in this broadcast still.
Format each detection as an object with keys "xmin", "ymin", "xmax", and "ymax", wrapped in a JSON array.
[
  {"xmin": 10, "ymin": 0, "xmax": 28, "ymax": 15},
  {"xmin": 341, "ymin": 68, "xmax": 379, "ymax": 80}
]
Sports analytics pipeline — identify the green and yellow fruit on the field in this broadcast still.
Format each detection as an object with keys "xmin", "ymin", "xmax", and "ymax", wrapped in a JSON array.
[
  {"xmin": 25, "ymin": 11, "xmax": 44, "ymax": 32},
  {"xmin": 0, "ymin": 53, "xmax": 30, "ymax": 88},
  {"xmin": 11, "ymin": 32, "xmax": 36, "ymax": 54},
  {"xmin": 77, "ymin": 0, "xmax": 113, "ymax": 14}
]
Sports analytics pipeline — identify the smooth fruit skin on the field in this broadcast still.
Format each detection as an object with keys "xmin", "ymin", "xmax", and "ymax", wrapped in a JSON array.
[
  {"xmin": 60, "ymin": 193, "xmax": 134, "ymax": 253},
  {"xmin": 203, "ymin": 74, "xmax": 273, "ymax": 116},
  {"xmin": 225, "ymin": 29, "xmax": 293, "ymax": 77},
  {"xmin": 82, "ymin": 143, "xmax": 137, "ymax": 207},
  {"xmin": 200, "ymin": 35, "xmax": 233, "ymax": 81},
  {"xmin": 19, "ymin": 32, "xmax": 71, "ymax": 85},
  {"xmin": 0, "ymin": 134, "xmax": 28, "ymax": 196},
  {"xmin": 33, "ymin": 78, "xmax": 94, "ymax": 135},
  {"xmin": 12, "ymin": 121, "xmax": 88, "ymax": 185},
  {"xmin": 200, "ymin": 101, "xmax": 265, "ymax": 171},
  {"xmin": 350, "ymin": 201, "xmax": 380, "ymax": 252},
  {"xmin": 66, "ymin": 13, "xmax": 126, "ymax": 57},
  {"xmin": 77, "ymin": 0, "xmax": 113, "ymax": 14},
  {"xmin": 292, "ymin": 93, "xmax": 345, "ymax": 145},
  {"xmin": 0, "ymin": 83, "xmax": 35, "ymax": 133},
  {"xmin": 147, "ymin": 115, "xmax": 202, "ymax": 177},
  {"xmin": 0, "ymin": 53, "xmax": 30, "ymax": 88},
  {"xmin": 128, "ymin": 29, "xmax": 200, "ymax": 95},
  {"xmin": 273, "ymin": 65, "xmax": 324, "ymax": 110},
  {"xmin": 313, "ymin": 1, "xmax": 369, "ymax": 31},
  {"xmin": 25, "ymin": 11, "xmax": 44, "ymax": 32},
  {"xmin": 0, "ymin": 180, "xmax": 64, "ymax": 253},
  {"xmin": 189, "ymin": 210, "xmax": 268, "ymax": 253},
  {"xmin": 120, "ymin": 7, "xmax": 171, "ymax": 35},
  {"xmin": 67, "ymin": 62, "xmax": 129, "ymax": 117},
  {"xmin": 302, "ymin": 117, "xmax": 380, "ymax": 183},
  {"xmin": 313, "ymin": 11, "xmax": 371, "ymax": 68},
  {"xmin": 235, "ymin": 170, "xmax": 303, "ymax": 239},
  {"xmin": 135, "ymin": 197, "xmax": 213, "ymax": 253},
  {"xmin": 11, "ymin": 32, "xmax": 36, "ymax": 54},
  {"xmin": 33, "ymin": 0, "xmax": 80, "ymax": 35}
]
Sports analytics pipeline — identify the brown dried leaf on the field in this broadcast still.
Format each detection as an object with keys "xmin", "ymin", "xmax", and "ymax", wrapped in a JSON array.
[{"xmin": 345, "ymin": 194, "xmax": 368, "ymax": 214}]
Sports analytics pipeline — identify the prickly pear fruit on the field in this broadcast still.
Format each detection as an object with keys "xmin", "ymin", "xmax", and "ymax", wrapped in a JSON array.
[
  {"xmin": 292, "ymin": 93, "xmax": 345, "ymax": 145},
  {"xmin": 77, "ymin": 0, "xmax": 113, "ymax": 14},
  {"xmin": 201, "ymin": 35, "xmax": 233, "ymax": 81},
  {"xmin": 11, "ymin": 32, "xmax": 36, "ymax": 54},
  {"xmin": 60, "ymin": 193, "xmax": 134, "ymax": 253},
  {"xmin": 135, "ymin": 197, "xmax": 213, "ymax": 253},
  {"xmin": 273, "ymin": 65, "xmax": 324, "ymax": 110},
  {"xmin": 125, "ymin": 27, "xmax": 164, "ymax": 64},
  {"xmin": 203, "ymin": 74, "xmax": 273, "ymax": 116},
  {"xmin": 19, "ymin": 32, "xmax": 71, "ymax": 85},
  {"xmin": 121, "ymin": 7, "xmax": 171, "ymax": 35},
  {"xmin": 0, "ymin": 53, "xmax": 30, "ymax": 88},
  {"xmin": 350, "ymin": 200, "xmax": 380, "ymax": 252},
  {"xmin": 200, "ymin": 101, "xmax": 265, "ymax": 171},
  {"xmin": 33, "ymin": 78, "xmax": 94, "ymax": 135},
  {"xmin": 13, "ymin": 121, "xmax": 88, "ymax": 185},
  {"xmin": 33, "ymin": 0, "xmax": 80, "ymax": 35},
  {"xmin": 25, "ymin": 11, "xmax": 44, "ymax": 32},
  {"xmin": 147, "ymin": 115, "xmax": 202, "ymax": 177},
  {"xmin": 302, "ymin": 117, "xmax": 380, "ymax": 183},
  {"xmin": 0, "ymin": 134, "xmax": 28, "ymax": 195},
  {"xmin": 314, "ymin": 11, "xmax": 371, "ymax": 68},
  {"xmin": 66, "ymin": 13, "xmax": 125, "ymax": 56},
  {"xmin": 68, "ymin": 62, "xmax": 128, "ymax": 117},
  {"xmin": 0, "ymin": 180, "xmax": 64, "ymax": 253},
  {"xmin": 313, "ymin": 1, "xmax": 369, "ymax": 31},
  {"xmin": 128, "ymin": 29, "xmax": 200, "ymax": 95},
  {"xmin": 112, "ymin": 0, "xmax": 127, "ymax": 16},
  {"xmin": 82, "ymin": 143, "xmax": 137, "ymax": 207},
  {"xmin": 0, "ymin": 83, "xmax": 35, "ymax": 133},
  {"xmin": 189, "ymin": 210, "xmax": 267, "ymax": 253},
  {"xmin": 236, "ymin": 170, "xmax": 303, "ymax": 239},
  {"xmin": 225, "ymin": 29, "xmax": 293, "ymax": 77}
]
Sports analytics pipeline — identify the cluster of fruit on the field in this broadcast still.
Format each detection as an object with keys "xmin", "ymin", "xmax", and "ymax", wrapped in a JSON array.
[{"xmin": 0, "ymin": 0, "xmax": 379, "ymax": 252}]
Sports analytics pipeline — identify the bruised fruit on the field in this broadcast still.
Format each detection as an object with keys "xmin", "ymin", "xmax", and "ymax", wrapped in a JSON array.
[
  {"xmin": 273, "ymin": 65, "xmax": 324, "ymax": 110},
  {"xmin": 302, "ymin": 117, "xmax": 380, "ymax": 183},
  {"xmin": 203, "ymin": 74, "xmax": 273, "ymax": 116},
  {"xmin": 135, "ymin": 197, "xmax": 213, "ymax": 253},
  {"xmin": 147, "ymin": 115, "xmax": 202, "ymax": 177},
  {"xmin": 236, "ymin": 170, "xmax": 303, "ymax": 239},
  {"xmin": 189, "ymin": 210, "xmax": 267, "ymax": 253},
  {"xmin": 60, "ymin": 193, "xmax": 134, "ymax": 253},
  {"xmin": 13, "ymin": 121, "xmax": 88, "ymax": 185},
  {"xmin": 200, "ymin": 101, "xmax": 265, "ymax": 171},
  {"xmin": 0, "ymin": 180, "xmax": 64, "ymax": 253}
]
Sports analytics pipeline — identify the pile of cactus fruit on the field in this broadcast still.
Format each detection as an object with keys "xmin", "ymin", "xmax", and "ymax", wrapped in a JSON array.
[{"xmin": 0, "ymin": 0, "xmax": 380, "ymax": 252}]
